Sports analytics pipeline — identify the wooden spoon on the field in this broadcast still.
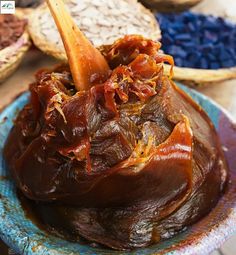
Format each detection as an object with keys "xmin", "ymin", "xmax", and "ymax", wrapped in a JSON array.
[{"xmin": 46, "ymin": 0, "xmax": 110, "ymax": 91}]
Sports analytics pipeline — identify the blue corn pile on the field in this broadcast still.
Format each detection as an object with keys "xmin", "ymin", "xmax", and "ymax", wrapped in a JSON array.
[{"xmin": 156, "ymin": 11, "xmax": 236, "ymax": 69}]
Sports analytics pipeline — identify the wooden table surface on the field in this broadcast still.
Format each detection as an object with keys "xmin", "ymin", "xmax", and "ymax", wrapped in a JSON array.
[{"xmin": 0, "ymin": 48, "xmax": 236, "ymax": 254}]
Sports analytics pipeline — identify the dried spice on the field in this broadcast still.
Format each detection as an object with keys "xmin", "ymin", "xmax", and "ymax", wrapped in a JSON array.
[
  {"xmin": 0, "ymin": 15, "xmax": 27, "ymax": 51},
  {"xmin": 157, "ymin": 11, "xmax": 236, "ymax": 69}
]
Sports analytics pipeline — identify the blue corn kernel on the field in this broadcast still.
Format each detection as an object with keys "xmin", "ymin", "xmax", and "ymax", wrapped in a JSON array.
[
  {"xmin": 182, "ymin": 41, "xmax": 195, "ymax": 49},
  {"xmin": 176, "ymin": 48, "xmax": 188, "ymax": 58},
  {"xmin": 218, "ymin": 48, "xmax": 231, "ymax": 61},
  {"xmin": 227, "ymin": 48, "xmax": 236, "ymax": 59},
  {"xmin": 207, "ymin": 53, "xmax": 216, "ymax": 61},
  {"xmin": 187, "ymin": 52, "xmax": 201, "ymax": 64},
  {"xmin": 162, "ymin": 34, "xmax": 174, "ymax": 45},
  {"xmin": 221, "ymin": 59, "xmax": 235, "ymax": 68},
  {"xmin": 204, "ymin": 31, "xmax": 218, "ymax": 43},
  {"xmin": 175, "ymin": 33, "xmax": 192, "ymax": 41},
  {"xmin": 167, "ymin": 28, "xmax": 176, "ymax": 36},
  {"xmin": 201, "ymin": 44, "xmax": 213, "ymax": 54},
  {"xmin": 212, "ymin": 43, "xmax": 223, "ymax": 56},
  {"xmin": 200, "ymin": 58, "xmax": 209, "ymax": 69},
  {"xmin": 174, "ymin": 57, "xmax": 183, "ymax": 66},
  {"xmin": 210, "ymin": 62, "xmax": 220, "ymax": 69},
  {"xmin": 203, "ymin": 21, "xmax": 218, "ymax": 32},
  {"xmin": 194, "ymin": 61, "xmax": 204, "ymax": 69},
  {"xmin": 166, "ymin": 45, "xmax": 182, "ymax": 56},
  {"xmin": 157, "ymin": 11, "xmax": 236, "ymax": 69},
  {"xmin": 187, "ymin": 22, "xmax": 196, "ymax": 32},
  {"xmin": 171, "ymin": 23, "xmax": 184, "ymax": 32}
]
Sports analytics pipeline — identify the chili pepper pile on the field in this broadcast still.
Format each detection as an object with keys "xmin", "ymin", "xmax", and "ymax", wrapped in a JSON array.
[{"xmin": 156, "ymin": 11, "xmax": 236, "ymax": 69}]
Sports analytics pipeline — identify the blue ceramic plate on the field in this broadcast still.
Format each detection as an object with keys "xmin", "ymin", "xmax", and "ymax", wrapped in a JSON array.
[{"xmin": 0, "ymin": 85, "xmax": 236, "ymax": 255}]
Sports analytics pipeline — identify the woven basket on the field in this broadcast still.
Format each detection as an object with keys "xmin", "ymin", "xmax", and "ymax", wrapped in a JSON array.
[
  {"xmin": 192, "ymin": 0, "xmax": 236, "ymax": 23},
  {"xmin": 15, "ymin": 1, "xmax": 44, "ymax": 18},
  {"xmin": 164, "ymin": 64, "xmax": 236, "ymax": 86},
  {"xmin": 28, "ymin": 0, "xmax": 161, "ymax": 61},
  {"xmin": 0, "ymin": 32, "xmax": 31, "ymax": 83},
  {"xmin": 140, "ymin": 0, "xmax": 202, "ymax": 12}
]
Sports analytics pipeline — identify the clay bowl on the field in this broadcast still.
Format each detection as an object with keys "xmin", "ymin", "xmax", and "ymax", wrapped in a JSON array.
[{"xmin": 0, "ymin": 84, "xmax": 236, "ymax": 254}]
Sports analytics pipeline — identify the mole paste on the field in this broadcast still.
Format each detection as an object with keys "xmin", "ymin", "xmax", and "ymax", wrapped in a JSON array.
[{"xmin": 4, "ymin": 35, "xmax": 228, "ymax": 250}]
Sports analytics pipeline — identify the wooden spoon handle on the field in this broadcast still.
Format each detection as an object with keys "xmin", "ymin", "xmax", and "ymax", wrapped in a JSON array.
[{"xmin": 46, "ymin": 0, "xmax": 110, "ymax": 91}]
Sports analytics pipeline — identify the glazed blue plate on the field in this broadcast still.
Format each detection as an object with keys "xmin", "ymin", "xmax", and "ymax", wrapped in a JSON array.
[{"xmin": 0, "ymin": 85, "xmax": 236, "ymax": 255}]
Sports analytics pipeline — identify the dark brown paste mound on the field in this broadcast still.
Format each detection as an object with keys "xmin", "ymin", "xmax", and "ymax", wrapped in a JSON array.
[
  {"xmin": 0, "ymin": 15, "xmax": 27, "ymax": 51},
  {"xmin": 4, "ymin": 35, "xmax": 228, "ymax": 250}
]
